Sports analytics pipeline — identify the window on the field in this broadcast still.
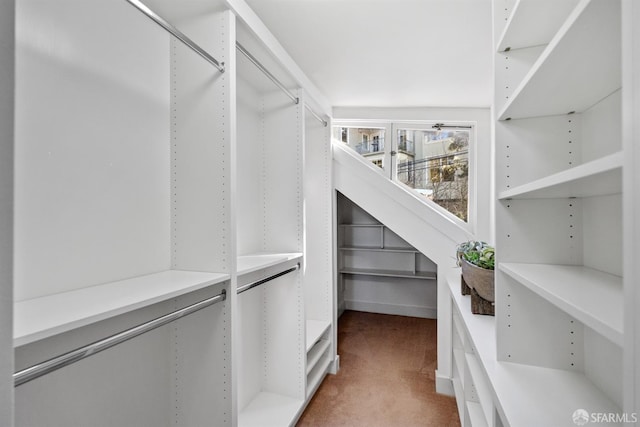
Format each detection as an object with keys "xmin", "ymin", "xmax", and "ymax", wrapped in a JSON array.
[
  {"xmin": 397, "ymin": 127, "xmax": 470, "ymax": 222},
  {"xmin": 332, "ymin": 121, "xmax": 473, "ymax": 223}
]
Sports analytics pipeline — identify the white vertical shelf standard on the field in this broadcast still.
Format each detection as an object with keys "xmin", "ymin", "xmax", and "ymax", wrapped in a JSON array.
[{"xmin": 0, "ymin": 0, "xmax": 14, "ymax": 423}]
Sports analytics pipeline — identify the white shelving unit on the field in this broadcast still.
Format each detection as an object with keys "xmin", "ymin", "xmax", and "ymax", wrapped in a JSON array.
[
  {"xmin": 13, "ymin": 1, "xmax": 235, "ymax": 425},
  {"xmin": 452, "ymin": 0, "xmax": 632, "ymax": 424},
  {"xmin": 337, "ymin": 193, "xmax": 438, "ymax": 319},
  {"xmin": 235, "ymin": 20, "xmax": 308, "ymax": 426},
  {"xmin": 497, "ymin": 0, "xmax": 621, "ymax": 120},
  {"xmin": 444, "ymin": 0, "xmax": 628, "ymax": 425},
  {"xmin": 303, "ymin": 97, "xmax": 334, "ymax": 396},
  {"xmin": 7, "ymin": 0, "xmax": 335, "ymax": 425},
  {"xmin": 449, "ymin": 272, "xmax": 622, "ymax": 427}
]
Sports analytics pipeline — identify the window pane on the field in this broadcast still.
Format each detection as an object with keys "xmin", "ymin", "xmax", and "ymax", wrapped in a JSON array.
[
  {"xmin": 396, "ymin": 128, "xmax": 469, "ymax": 222},
  {"xmin": 333, "ymin": 126, "xmax": 386, "ymax": 169}
]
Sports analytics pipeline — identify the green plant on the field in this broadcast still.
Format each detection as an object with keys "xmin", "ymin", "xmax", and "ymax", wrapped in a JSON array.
[{"xmin": 456, "ymin": 240, "xmax": 495, "ymax": 270}]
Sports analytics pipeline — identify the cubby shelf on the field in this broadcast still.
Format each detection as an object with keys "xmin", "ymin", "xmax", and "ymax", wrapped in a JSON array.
[
  {"xmin": 453, "ymin": 348, "xmax": 465, "ymax": 385},
  {"xmin": 306, "ymin": 356, "xmax": 332, "ymax": 398},
  {"xmin": 306, "ymin": 319, "xmax": 331, "ymax": 352},
  {"xmin": 497, "ymin": 0, "xmax": 621, "ymax": 120},
  {"xmin": 495, "ymin": 0, "xmax": 580, "ymax": 52},
  {"xmin": 339, "ymin": 268, "xmax": 436, "ymax": 280},
  {"xmin": 14, "ymin": 270, "xmax": 230, "ymax": 347},
  {"xmin": 452, "ymin": 377, "xmax": 465, "ymax": 424},
  {"xmin": 465, "ymin": 353, "xmax": 493, "ymax": 426},
  {"xmin": 466, "ymin": 401, "xmax": 488, "ymax": 427},
  {"xmin": 239, "ymin": 392, "xmax": 304, "ymax": 427},
  {"xmin": 449, "ymin": 272, "xmax": 621, "ymax": 427},
  {"xmin": 498, "ymin": 151, "xmax": 622, "ymax": 200},
  {"xmin": 499, "ymin": 262, "xmax": 623, "ymax": 346},
  {"xmin": 306, "ymin": 339, "xmax": 331, "ymax": 375}
]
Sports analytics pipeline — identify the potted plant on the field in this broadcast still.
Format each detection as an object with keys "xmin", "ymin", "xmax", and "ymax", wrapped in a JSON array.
[{"xmin": 456, "ymin": 241, "xmax": 495, "ymax": 315}]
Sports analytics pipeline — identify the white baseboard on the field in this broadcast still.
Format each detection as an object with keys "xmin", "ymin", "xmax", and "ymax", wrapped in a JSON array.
[
  {"xmin": 344, "ymin": 299, "xmax": 437, "ymax": 319},
  {"xmin": 329, "ymin": 354, "xmax": 340, "ymax": 375},
  {"xmin": 435, "ymin": 370, "xmax": 454, "ymax": 396}
]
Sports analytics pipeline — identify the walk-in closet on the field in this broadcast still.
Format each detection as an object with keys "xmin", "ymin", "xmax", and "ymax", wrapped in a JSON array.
[
  {"xmin": 6, "ymin": 0, "xmax": 334, "ymax": 425},
  {"xmin": 2, "ymin": 0, "xmax": 640, "ymax": 426}
]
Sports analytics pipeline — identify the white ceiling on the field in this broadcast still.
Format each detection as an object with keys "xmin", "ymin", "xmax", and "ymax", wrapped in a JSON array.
[{"xmin": 244, "ymin": 0, "xmax": 494, "ymax": 109}]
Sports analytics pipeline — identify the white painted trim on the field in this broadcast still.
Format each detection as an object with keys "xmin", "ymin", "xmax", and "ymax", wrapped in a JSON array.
[
  {"xmin": 435, "ymin": 371, "xmax": 455, "ymax": 397},
  {"xmin": 329, "ymin": 355, "xmax": 340, "ymax": 375},
  {"xmin": 622, "ymin": 0, "xmax": 640, "ymax": 415}
]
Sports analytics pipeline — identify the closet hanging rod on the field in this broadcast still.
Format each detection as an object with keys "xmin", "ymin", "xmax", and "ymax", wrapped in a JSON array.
[
  {"xmin": 305, "ymin": 104, "xmax": 328, "ymax": 127},
  {"xmin": 125, "ymin": 0, "xmax": 225, "ymax": 73},
  {"xmin": 237, "ymin": 264, "xmax": 300, "ymax": 295},
  {"xmin": 236, "ymin": 42, "xmax": 299, "ymax": 105},
  {"xmin": 14, "ymin": 289, "xmax": 227, "ymax": 387}
]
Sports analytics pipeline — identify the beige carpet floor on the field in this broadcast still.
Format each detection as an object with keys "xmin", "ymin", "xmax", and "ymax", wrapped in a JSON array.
[{"xmin": 297, "ymin": 310, "xmax": 461, "ymax": 427}]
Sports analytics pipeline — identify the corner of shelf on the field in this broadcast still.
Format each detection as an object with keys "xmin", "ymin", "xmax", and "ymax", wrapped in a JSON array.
[{"xmin": 499, "ymin": 263, "xmax": 623, "ymax": 346}]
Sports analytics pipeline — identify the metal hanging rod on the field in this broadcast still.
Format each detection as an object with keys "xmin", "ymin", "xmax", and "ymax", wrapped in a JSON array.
[
  {"xmin": 125, "ymin": 0, "xmax": 225, "ymax": 73},
  {"xmin": 237, "ymin": 264, "xmax": 300, "ymax": 295},
  {"xmin": 432, "ymin": 123, "xmax": 473, "ymax": 130},
  {"xmin": 236, "ymin": 42, "xmax": 299, "ymax": 105},
  {"xmin": 305, "ymin": 104, "xmax": 328, "ymax": 127},
  {"xmin": 14, "ymin": 289, "xmax": 227, "ymax": 387}
]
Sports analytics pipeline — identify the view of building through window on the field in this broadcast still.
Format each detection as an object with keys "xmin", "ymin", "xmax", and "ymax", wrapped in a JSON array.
[
  {"xmin": 333, "ymin": 124, "xmax": 471, "ymax": 222},
  {"xmin": 334, "ymin": 127, "xmax": 385, "ymax": 168},
  {"xmin": 396, "ymin": 127, "xmax": 469, "ymax": 221}
]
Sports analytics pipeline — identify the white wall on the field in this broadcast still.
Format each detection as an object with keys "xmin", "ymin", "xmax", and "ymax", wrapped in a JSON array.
[
  {"xmin": 333, "ymin": 106, "xmax": 493, "ymax": 243},
  {"xmin": 0, "ymin": 0, "xmax": 14, "ymax": 424}
]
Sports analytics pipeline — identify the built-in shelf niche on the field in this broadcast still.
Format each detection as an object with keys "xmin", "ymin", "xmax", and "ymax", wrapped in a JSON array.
[{"xmin": 337, "ymin": 192, "xmax": 438, "ymax": 319}]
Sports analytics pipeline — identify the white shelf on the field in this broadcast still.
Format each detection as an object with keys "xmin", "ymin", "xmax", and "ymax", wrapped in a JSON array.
[
  {"xmin": 306, "ymin": 319, "xmax": 331, "ymax": 352},
  {"xmin": 306, "ymin": 355, "xmax": 331, "ymax": 398},
  {"xmin": 14, "ymin": 270, "xmax": 230, "ymax": 347},
  {"xmin": 453, "ymin": 348, "xmax": 465, "ymax": 386},
  {"xmin": 498, "ymin": 151, "xmax": 622, "ymax": 199},
  {"xmin": 498, "ymin": 0, "xmax": 621, "ymax": 120},
  {"xmin": 238, "ymin": 392, "xmax": 303, "ymax": 427},
  {"xmin": 339, "ymin": 224, "xmax": 383, "ymax": 228},
  {"xmin": 237, "ymin": 252, "xmax": 303, "ymax": 276},
  {"xmin": 339, "ymin": 246, "xmax": 417, "ymax": 253},
  {"xmin": 339, "ymin": 268, "xmax": 437, "ymax": 280},
  {"xmin": 500, "ymin": 263, "xmax": 623, "ymax": 346},
  {"xmin": 452, "ymin": 377, "xmax": 465, "ymax": 424},
  {"xmin": 465, "ymin": 353, "xmax": 493, "ymax": 427},
  {"xmin": 448, "ymin": 271, "xmax": 622, "ymax": 427},
  {"xmin": 466, "ymin": 401, "xmax": 488, "ymax": 427},
  {"xmin": 496, "ymin": 0, "xmax": 580, "ymax": 52},
  {"xmin": 306, "ymin": 339, "xmax": 331, "ymax": 375}
]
